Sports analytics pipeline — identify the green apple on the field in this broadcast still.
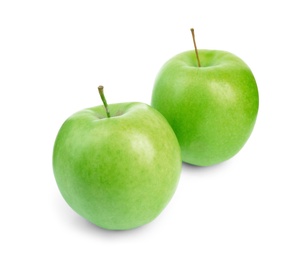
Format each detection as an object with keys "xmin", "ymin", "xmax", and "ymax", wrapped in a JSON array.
[
  {"xmin": 53, "ymin": 86, "xmax": 181, "ymax": 230},
  {"xmin": 151, "ymin": 29, "xmax": 259, "ymax": 166}
]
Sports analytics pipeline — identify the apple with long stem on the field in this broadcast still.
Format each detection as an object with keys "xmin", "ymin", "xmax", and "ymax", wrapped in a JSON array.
[
  {"xmin": 151, "ymin": 29, "xmax": 259, "ymax": 166},
  {"xmin": 53, "ymin": 86, "xmax": 181, "ymax": 230}
]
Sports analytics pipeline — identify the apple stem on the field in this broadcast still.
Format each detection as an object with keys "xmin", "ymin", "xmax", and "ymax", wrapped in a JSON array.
[
  {"xmin": 190, "ymin": 28, "xmax": 201, "ymax": 67},
  {"xmin": 98, "ymin": 86, "xmax": 111, "ymax": 118}
]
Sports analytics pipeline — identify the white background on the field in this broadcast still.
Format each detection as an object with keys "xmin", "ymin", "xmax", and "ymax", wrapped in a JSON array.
[{"xmin": 1, "ymin": 0, "xmax": 304, "ymax": 259}]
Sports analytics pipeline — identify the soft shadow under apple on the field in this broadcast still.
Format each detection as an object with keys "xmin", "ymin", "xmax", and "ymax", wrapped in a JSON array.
[
  {"xmin": 182, "ymin": 160, "xmax": 231, "ymax": 175},
  {"xmin": 53, "ymin": 193, "xmax": 154, "ymax": 237}
]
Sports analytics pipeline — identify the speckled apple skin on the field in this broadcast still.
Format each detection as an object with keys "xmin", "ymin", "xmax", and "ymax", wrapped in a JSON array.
[
  {"xmin": 151, "ymin": 50, "xmax": 259, "ymax": 166},
  {"xmin": 53, "ymin": 103, "xmax": 181, "ymax": 230}
]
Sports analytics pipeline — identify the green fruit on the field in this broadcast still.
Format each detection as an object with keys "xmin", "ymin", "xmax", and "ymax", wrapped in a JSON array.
[
  {"xmin": 151, "ymin": 48, "xmax": 259, "ymax": 166},
  {"xmin": 53, "ymin": 87, "xmax": 181, "ymax": 230}
]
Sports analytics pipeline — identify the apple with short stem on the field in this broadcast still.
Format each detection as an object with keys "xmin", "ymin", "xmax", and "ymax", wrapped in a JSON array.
[
  {"xmin": 151, "ymin": 29, "xmax": 259, "ymax": 166},
  {"xmin": 53, "ymin": 86, "xmax": 181, "ymax": 230}
]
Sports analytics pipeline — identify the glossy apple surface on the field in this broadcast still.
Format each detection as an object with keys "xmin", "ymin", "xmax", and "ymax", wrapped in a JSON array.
[
  {"xmin": 151, "ymin": 50, "xmax": 259, "ymax": 166},
  {"xmin": 53, "ymin": 102, "xmax": 181, "ymax": 230}
]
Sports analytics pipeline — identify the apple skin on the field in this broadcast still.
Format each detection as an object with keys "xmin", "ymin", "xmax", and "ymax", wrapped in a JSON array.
[
  {"xmin": 151, "ymin": 50, "xmax": 259, "ymax": 166},
  {"xmin": 53, "ymin": 102, "xmax": 181, "ymax": 230}
]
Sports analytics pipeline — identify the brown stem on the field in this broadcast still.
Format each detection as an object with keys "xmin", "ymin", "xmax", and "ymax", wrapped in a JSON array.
[{"xmin": 190, "ymin": 28, "xmax": 201, "ymax": 67}]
